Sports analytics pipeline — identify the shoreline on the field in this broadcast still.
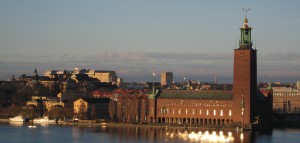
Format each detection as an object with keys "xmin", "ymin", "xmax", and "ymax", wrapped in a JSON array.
[
  {"xmin": 0, "ymin": 119, "xmax": 240, "ymax": 131},
  {"xmin": 2, "ymin": 118, "xmax": 300, "ymax": 131}
]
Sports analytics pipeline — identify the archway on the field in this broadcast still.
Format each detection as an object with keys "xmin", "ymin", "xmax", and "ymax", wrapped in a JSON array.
[
  {"xmin": 158, "ymin": 117, "xmax": 161, "ymax": 123},
  {"xmin": 162, "ymin": 117, "xmax": 165, "ymax": 123}
]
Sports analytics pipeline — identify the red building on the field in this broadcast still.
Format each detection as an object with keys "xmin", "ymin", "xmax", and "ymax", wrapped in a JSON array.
[{"xmin": 112, "ymin": 17, "xmax": 272, "ymax": 128}]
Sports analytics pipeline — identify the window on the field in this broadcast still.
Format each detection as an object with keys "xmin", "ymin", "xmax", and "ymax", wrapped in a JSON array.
[
  {"xmin": 206, "ymin": 109, "xmax": 209, "ymax": 116},
  {"xmin": 213, "ymin": 110, "xmax": 216, "ymax": 116},
  {"xmin": 220, "ymin": 110, "xmax": 223, "ymax": 116},
  {"xmin": 229, "ymin": 110, "xmax": 232, "ymax": 116}
]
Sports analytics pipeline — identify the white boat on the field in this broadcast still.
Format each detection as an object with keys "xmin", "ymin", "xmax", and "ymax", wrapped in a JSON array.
[
  {"xmin": 9, "ymin": 115, "xmax": 24, "ymax": 122},
  {"xmin": 33, "ymin": 116, "xmax": 56, "ymax": 123}
]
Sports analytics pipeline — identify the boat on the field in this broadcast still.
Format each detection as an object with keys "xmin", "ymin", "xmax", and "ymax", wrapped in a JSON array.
[
  {"xmin": 33, "ymin": 116, "xmax": 56, "ymax": 123},
  {"xmin": 9, "ymin": 115, "xmax": 24, "ymax": 122}
]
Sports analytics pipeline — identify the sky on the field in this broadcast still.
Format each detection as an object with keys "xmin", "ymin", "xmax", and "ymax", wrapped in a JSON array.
[{"xmin": 1, "ymin": 0, "xmax": 300, "ymax": 83}]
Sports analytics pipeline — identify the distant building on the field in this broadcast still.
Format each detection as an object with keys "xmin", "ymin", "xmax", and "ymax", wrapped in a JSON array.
[
  {"xmin": 73, "ymin": 98, "xmax": 110, "ymax": 119},
  {"xmin": 272, "ymin": 87, "xmax": 300, "ymax": 113},
  {"xmin": 161, "ymin": 72, "xmax": 173, "ymax": 87},
  {"xmin": 44, "ymin": 68, "xmax": 118, "ymax": 84},
  {"xmin": 26, "ymin": 96, "xmax": 65, "ymax": 111},
  {"xmin": 87, "ymin": 70, "xmax": 117, "ymax": 84},
  {"xmin": 297, "ymin": 81, "xmax": 300, "ymax": 90},
  {"xmin": 117, "ymin": 77, "xmax": 124, "ymax": 87}
]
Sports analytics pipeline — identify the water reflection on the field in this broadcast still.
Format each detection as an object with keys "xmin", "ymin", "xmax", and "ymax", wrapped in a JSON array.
[
  {"xmin": 9, "ymin": 121, "xmax": 23, "ymax": 127},
  {"xmin": 91, "ymin": 126, "xmax": 253, "ymax": 143},
  {"xmin": 3, "ymin": 122, "xmax": 300, "ymax": 143},
  {"xmin": 168, "ymin": 130, "xmax": 235, "ymax": 142}
]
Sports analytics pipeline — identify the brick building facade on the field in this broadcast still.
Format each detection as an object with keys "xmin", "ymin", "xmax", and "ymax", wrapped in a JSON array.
[{"xmin": 110, "ymin": 17, "xmax": 272, "ymax": 128}]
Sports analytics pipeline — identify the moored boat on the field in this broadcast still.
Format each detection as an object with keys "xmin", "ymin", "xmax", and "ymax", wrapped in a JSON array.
[
  {"xmin": 33, "ymin": 116, "xmax": 56, "ymax": 123},
  {"xmin": 9, "ymin": 115, "xmax": 24, "ymax": 122}
]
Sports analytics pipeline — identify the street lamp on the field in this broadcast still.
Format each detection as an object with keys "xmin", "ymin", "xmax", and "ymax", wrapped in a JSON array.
[{"xmin": 152, "ymin": 72, "xmax": 156, "ymax": 94}]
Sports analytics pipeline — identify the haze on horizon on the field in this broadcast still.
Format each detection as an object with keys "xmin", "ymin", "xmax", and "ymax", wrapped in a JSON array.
[{"xmin": 1, "ymin": 1, "xmax": 300, "ymax": 83}]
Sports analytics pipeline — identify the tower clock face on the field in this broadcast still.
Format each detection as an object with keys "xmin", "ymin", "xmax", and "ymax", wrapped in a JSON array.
[{"xmin": 240, "ymin": 52, "xmax": 245, "ymax": 57}]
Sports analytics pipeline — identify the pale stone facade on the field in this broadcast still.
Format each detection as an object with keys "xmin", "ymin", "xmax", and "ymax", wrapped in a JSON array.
[
  {"xmin": 272, "ymin": 87, "xmax": 300, "ymax": 113},
  {"xmin": 26, "ymin": 96, "xmax": 64, "ymax": 111}
]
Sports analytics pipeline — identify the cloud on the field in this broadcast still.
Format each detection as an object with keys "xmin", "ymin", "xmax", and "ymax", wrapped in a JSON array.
[{"xmin": 0, "ymin": 52, "xmax": 300, "ymax": 82}]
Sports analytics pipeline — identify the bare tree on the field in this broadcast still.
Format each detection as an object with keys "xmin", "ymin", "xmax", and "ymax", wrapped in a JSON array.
[
  {"xmin": 91, "ymin": 104, "xmax": 98, "ymax": 120},
  {"xmin": 109, "ymin": 99, "xmax": 117, "ymax": 121}
]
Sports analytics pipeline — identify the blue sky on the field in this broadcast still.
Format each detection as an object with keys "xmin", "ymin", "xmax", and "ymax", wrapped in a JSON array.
[{"xmin": 1, "ymin": 0, "xmax": 300, "ymax": 82}]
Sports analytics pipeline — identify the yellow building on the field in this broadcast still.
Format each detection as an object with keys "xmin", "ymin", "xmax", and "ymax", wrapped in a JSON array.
[
  {"xmin": 73, "ymin": 98, "xmax": 110, "ymax": 119},
  {"xmin": 26, "ymin": 96, "xmax": 64, "ymax": 111},
  {"xmin": 272, "ymin": 87, "xmax": 300, "ymax": 113},
  {"xmin": 93, "ymin": 71, "xmax": 117, "ymax": 83},
  {"xmin": 73, "ymin": 98, "xmax": 88, "ymax": 114}
]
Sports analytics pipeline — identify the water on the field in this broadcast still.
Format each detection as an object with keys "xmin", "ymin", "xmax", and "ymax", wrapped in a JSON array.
[{"xmin": 1, "ymin": 122, "xmax": 300, "ymax": 143}]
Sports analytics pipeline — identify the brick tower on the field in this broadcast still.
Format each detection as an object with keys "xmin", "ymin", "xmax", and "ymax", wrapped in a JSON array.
[{"xmin": 233, "ymin": 16, "xmax": 257, "ymax": 127}]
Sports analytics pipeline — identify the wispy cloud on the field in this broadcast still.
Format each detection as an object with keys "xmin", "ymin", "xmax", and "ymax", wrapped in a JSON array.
[{"xmin": 0, "ymin": 52, "xmax": 299, "ymax": 82}]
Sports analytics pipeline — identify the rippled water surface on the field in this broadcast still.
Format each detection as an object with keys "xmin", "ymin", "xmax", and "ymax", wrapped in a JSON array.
[{"xmin": 1, "ymin": 122, "xmax": 300, "ymax": 143}]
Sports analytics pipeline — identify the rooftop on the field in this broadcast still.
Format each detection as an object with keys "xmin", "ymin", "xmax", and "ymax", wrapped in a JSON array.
[{"xmin": 158, "ymin": 90, "xmax": 233, "ymax": 100}]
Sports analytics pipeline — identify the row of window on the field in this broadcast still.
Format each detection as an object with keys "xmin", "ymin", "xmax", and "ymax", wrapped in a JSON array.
[
  {"xmin": 159, "ymin": 108, "xmax": 232, "ymax": 117},
  {"xmin": 158, "ymin": 103, "xmax": 232, "ymax": 107}
]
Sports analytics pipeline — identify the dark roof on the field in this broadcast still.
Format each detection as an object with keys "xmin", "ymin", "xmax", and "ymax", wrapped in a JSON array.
[
  {"xmin": 158, "ymin": 90, "xmax": 233, "ymax": 100},
  {"xmin": 256, "ymin": 89, "xmax": 272, "ymax": 101},
  {"xmin": 82, "ymin": 98, "xmax": 110, "ymax": 103},
  {"xmin": 75, "ymin": 74, "xmax": 90, "ymax": 81}
]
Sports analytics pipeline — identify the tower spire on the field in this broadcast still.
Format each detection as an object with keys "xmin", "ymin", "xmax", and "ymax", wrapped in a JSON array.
[
  {"xmin": 239, "ymin": 9, "xmax": 252, "ymax": 49},
  {"xmin": 242, "ymin": 8, "xmax": 250, "ymax": 18}
]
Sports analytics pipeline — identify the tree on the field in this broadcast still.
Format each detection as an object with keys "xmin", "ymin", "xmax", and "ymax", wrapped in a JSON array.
[
  {"xmin": 109, "ymin": 99, "xmax": 117, "ymax": 121},
  {"xmin": 48, "ymin": 106, "xmax": 65, "ymax": 120},
  {"xmin": 91, "ymin": 104, "xmax": 98, "ymax": 120}
]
